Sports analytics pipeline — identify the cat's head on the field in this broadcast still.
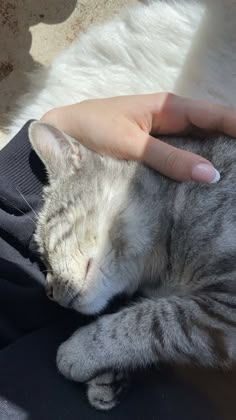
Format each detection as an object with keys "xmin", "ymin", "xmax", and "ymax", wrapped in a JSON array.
[{"xmin": 29, "ymin": 121, "xmax": 153, "ymax": 315}]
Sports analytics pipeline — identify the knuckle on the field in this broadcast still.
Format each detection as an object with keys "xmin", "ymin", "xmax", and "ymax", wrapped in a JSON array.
[
  {"xmin": 156, "ymin": 91, "xmax": 177, "ymax": 103},
  {"xmin": 164, "ymin": 150, "xmax": 180, "ymax": 173}
]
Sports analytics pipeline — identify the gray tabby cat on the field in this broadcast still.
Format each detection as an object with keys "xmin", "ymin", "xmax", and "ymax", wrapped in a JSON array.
[{"xmin": 29, "ymin": 121, "xmax": 236, "ymax": 410}]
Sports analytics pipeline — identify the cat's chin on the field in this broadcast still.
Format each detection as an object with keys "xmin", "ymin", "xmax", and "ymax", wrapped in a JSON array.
[
  {"xmin": 69, "ymin": 268, "xmax": 126, "ymax": 316},
  {"xmin": 70, "ymin": 277, "xmax": 122, "ymax": 316},
  {"xmin": 68, "ymin": 279, "xmax": 111, "ymax": 315},
  {"xmin": 71, "ymin": 295, "xmax": 108, "ymax": 316}
]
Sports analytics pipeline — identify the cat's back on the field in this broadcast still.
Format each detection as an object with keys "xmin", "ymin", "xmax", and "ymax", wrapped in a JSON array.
[{"xmin": 149, "ymin": 134, "xmax": 236, "ymax": 291}]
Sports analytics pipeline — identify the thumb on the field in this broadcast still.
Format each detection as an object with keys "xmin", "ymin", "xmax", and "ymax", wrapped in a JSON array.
[{"xmin": 141, "ymin": 134, "xmax": 220, "ymax": 183}]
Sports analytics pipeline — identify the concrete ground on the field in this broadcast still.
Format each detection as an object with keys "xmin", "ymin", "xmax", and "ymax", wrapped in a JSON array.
[
  {"xmin": 0, "ymin": 1, "xmax": 235, "ymax": 419},
  {"xmin": 0, "ymin": 0, "xmax": 137, "ymax": 146}
]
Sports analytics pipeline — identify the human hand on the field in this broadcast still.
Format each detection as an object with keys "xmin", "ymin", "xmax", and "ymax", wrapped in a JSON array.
[{"xmin": 41, "ymin": 93, "xmax": 236, "ymax": 182}]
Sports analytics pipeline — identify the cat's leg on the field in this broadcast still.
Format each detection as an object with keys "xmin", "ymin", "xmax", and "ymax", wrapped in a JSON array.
[
  {"xmin": 87, "ymin": 370, "xmax": 129, "ymax": 410},
  {"xmin": 57, "ymin": 293, "xmax": 236, "ymax": 383}
]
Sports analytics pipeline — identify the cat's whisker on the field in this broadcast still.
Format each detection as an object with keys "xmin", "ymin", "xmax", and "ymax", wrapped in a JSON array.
[
  {"xmin": 16, "ymin": 187, "xmax": 39, "ymax": 218},
  {"xmin": 0, "ymin": 194, "xmax": 36, "ymax": 225}
]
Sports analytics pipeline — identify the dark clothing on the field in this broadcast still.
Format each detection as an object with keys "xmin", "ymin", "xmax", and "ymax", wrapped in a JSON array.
[{"xmin": 0, "ymin": 122, "xmax": 219, "ymax": 419}]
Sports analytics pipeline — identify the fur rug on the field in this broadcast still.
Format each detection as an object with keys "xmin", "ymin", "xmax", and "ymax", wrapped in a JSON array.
[{"xmin": 6, "ymin": 0, "xmax": 236, "ymax": 141}]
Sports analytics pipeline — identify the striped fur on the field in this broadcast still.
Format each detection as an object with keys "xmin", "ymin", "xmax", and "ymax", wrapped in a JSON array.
[
  {"xmin": 21, "ymin": 0, "xmax": 236, "ymax": 410},
  {"xmin": 30, "ymin": 123, "xmax": 236, "ymax": 410}
]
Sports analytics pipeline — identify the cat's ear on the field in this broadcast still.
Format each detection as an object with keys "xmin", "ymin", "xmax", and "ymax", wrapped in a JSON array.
[{"xmin": 29, "ymin": 121, "xmax": 80, "ymax": 178}]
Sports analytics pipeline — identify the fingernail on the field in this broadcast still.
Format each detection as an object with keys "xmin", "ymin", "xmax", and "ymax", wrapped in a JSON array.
[{"xmin": 191, "ymin": 163, "xmax": 220, "ymax": 183}]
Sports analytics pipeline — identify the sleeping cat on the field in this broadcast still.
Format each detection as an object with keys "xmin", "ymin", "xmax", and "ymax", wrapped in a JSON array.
[
  {"xmin": 29, "ymin": 120, "xmax": 236, "ymax": 410},
  {"xmin": 9, "ymin": 0, "xmax": 236, "ymax": 412}
]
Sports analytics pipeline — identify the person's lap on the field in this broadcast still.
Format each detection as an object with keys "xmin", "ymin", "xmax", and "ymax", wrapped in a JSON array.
[{"xmin": 0, "ymin": 122, "xmax": 219, "ymax": 419}]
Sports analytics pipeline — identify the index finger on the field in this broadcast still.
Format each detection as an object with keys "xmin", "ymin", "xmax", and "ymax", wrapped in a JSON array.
[{"xmin": 148, "ymin": 93, "xmax": 236, "ymax": 138}]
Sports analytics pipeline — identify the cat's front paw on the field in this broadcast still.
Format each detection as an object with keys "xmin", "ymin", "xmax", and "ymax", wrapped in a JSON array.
[
  {"xmin": 87, "ymin": 371, "xmax": 130, "ymax": 410},
  {"xmin": 56, "ymin": 327, "xmax": 101, "ymax": 383}
]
